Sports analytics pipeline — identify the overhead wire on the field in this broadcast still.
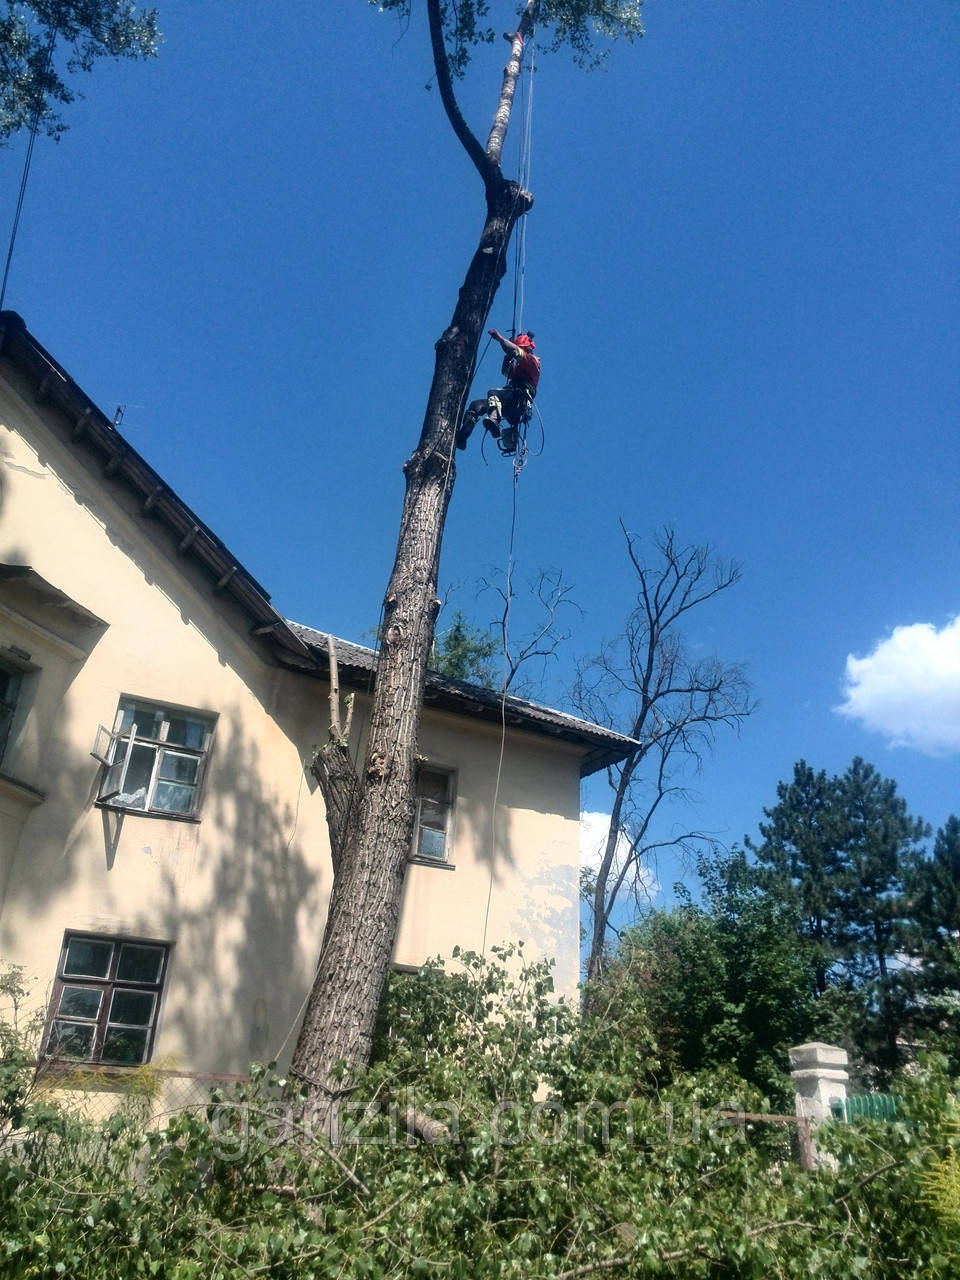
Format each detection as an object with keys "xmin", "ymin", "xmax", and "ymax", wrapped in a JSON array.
[{"xmin": 1, "ymin": 31, "xmax": 57, "ymax": 311}]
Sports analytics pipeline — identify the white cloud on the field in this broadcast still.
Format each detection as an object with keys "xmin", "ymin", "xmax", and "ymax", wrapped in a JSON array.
[
  {"xmin": 579, "ymin": 812, "xmax": 659, "ymax": 897},
  {"xmin": 835, "ymin": 617, "xmax": 960, "ymax": 755},
  {"xmin": 580, "ymin": 810, "xmax": 628, "ymax": 873}
]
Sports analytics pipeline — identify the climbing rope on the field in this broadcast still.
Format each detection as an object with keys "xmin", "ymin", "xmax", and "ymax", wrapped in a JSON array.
[
  {"xmin": 511, "ymin": 37, "xmax": 536, "ymax": 337},
  {"xmin": 480, "ymin": 457, "xmax": 523, "ymax": 957}
]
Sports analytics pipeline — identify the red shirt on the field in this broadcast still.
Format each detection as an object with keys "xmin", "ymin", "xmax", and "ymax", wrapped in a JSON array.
[{"xmin": 508, "ymin": 350, "xmax": 541, "ymax": 395}]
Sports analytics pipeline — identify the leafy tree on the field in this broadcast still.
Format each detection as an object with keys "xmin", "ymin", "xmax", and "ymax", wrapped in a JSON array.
[
  {"xmin": 431, "ymin": 608, "xmax": 499, "ymax": 685},
  {"xmin": 574, "ymin": 525, "xmax": 754, "ymax": 984},
  {"xmin": 0, "ymin": 0, "xmax": 160, "ymax": 144},
  {"xmin": 606, "ymin": 851, "xmax": 816, "ymax": 1104},
  {"xmin": 292, "ymin": 0, "xmax": 645, "ymax": 1106}
]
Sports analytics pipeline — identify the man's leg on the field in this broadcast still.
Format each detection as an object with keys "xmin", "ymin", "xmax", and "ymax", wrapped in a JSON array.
[
  {"xmin": 497, "ymin": 389, "xmax": 526, "ymax": 453},
  {"xmin": 457, "ymin": 397, "xmax": 491, "ymax": 450},
  {"xmin": 483, "ymin": 390, "xmax": 503, "ymax": 437}
]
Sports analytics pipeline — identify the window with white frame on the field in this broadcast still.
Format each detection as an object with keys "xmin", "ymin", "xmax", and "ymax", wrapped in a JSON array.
[
  {"xmin": 413, "ymin": 766, "xmax": 455, "ymax": 862},
  {"xmin": 0, "ymin": 661, "xmax": 22, "ymax": 766},
  {"xmin": 43, "ymin": 933, "xmax": 170, "ymax": 1066},
  {"xmin": 92, "ymin": 698, "xmax": 215, "ymax": 817}
]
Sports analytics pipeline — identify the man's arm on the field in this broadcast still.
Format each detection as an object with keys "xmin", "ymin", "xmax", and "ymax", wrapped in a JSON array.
[{"xmin": 489, "ymin": 328, "xmax": 522, "ymax": 361}]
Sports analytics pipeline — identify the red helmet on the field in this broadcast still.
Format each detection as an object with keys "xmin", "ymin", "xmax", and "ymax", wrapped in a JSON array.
[{"xmin": 515, "ymin": 332, "xmax": 535, "ymax": 351}]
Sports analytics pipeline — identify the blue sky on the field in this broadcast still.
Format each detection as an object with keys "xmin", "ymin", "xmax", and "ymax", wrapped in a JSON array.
[{"xmin": 2, "ymin": 0, "xmax": 957, "ymax": 897}]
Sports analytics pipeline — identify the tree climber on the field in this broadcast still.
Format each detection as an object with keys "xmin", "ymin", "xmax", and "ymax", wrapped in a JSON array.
[{"xmin": 456, "ymin": 329, "xmax": 541, "ymax": 455}]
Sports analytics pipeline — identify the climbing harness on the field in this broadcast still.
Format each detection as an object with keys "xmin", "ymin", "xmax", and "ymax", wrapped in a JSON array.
[{"xmin": 461, "ymin": 33, "xmax": 546, "ymax": 474}]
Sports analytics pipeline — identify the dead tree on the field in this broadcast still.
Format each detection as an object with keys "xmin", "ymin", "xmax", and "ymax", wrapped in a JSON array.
[{"xmin": 575, "ymin": 525, "xmax": 754, "ymax": 985}]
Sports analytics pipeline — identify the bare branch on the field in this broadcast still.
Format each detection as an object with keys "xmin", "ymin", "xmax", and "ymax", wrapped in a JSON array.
[
  {"xmin": 580, "ymin": 527, "xmax": 754, "ymax": 983},
  {"xmin": 478, "ymin": 567, "xmax": 580, "ymax": 695}
]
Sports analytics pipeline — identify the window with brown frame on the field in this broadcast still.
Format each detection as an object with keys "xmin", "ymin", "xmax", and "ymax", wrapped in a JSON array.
[
  {"xmin": 43, "ymin": 933, "xmax": 170, "ymax": 1066},
  {"xmin": 92, "ymin": 698, "xmax": 215, "ymax": 818},
  {"xmin": 412, "ymin": 766, "xmax": 456, "ymax": 862},
  {"xmin": 0, "ymin": 660, "xmax": 22, "ymax": 766}
]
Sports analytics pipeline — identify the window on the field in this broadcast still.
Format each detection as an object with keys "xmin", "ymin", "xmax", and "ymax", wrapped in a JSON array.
[
  {"xmin": 43, "ymin": 933, "xmax": 170, "ymax": 1066},
  {"xmin": 0, "ymin": 661, "xmax": 22, "ymax": 765},
  {"xmin": 413, "ymin": 766, "xmax": 455, "ymax": 862},
  {"xmin": 93, "ymin": 698, "xmax": 214, "ymax": 817}
]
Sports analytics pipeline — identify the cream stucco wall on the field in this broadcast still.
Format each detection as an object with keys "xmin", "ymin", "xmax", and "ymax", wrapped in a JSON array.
[{"xmin": 0, "ymin": 364, "xmax": 581, "ymax": 1079}]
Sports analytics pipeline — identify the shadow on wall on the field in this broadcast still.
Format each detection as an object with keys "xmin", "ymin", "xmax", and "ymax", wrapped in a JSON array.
[
  {"xmin": 508, "ymin": 859, "xmax": 579, "ymax": 969},
  {"xmin": 25, "ymin": 430, "xmax": 279, "ymax": 701},
  {"xmin": 0, "ymin": 593, "xmax": 109, "ymax": 918},
  {"xmin": 154, "ymin": 708, "xmax": 324, "ymax": 1075},
  {"xmin": 1, "ymin": 699, "xmax": 326, "ymax": 1077}
]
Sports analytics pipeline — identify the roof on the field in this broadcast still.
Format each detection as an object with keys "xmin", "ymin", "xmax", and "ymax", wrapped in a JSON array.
[
  {"xmin": 0, "ymin": 311, "xmax": 640, "ymax": 778},
  {"xmin": 0, "ymin": 310, "xmax": 316, "ymax": 669},
  {"xmin": 288, "ymin": 623, "xmax": 639, "ymax": 777}
]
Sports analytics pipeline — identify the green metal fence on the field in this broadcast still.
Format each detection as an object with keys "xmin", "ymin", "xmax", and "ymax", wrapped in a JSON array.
[{"xmin": 830, "ymin": 1093, "xmax": 902, "ymax": 1123}]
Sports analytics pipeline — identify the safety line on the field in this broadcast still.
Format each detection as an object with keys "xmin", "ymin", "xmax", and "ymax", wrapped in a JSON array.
[
  {"xmin": 511, "ymin": 38, "xmax": 536, "ymax": 337},
  {"xmin": 479, "ymin": 35, "xmax": 537, "ymax": 954},
  {"xmin": 480, "ymin": 459, "xmax": 522, "ymax": 957}
]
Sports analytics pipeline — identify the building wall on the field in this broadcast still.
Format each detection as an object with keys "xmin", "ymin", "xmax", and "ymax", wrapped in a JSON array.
[{"xmin": 0, "ymin": 369, "xmax": 580, "ymax": 1078}]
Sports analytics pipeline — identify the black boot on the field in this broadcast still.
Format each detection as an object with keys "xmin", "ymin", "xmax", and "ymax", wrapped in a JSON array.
[{"xmin": 456, "ymin": 414, "xmax": 477, "ymax": 450}]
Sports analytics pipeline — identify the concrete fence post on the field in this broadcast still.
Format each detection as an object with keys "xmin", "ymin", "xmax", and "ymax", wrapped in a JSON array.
[{"xmin": 789, "ymin": 1041, "xmax": 849, "ymax": 1168}]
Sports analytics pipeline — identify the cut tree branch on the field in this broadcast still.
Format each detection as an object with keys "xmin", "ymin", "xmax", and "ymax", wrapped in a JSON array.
[
  {"xmin": 310, "ymin": 636, "xmax": 361, "ymax": 878},
  {"xmin": 486, "ymin": 1, "xmax": 539, "ymax": 167}
]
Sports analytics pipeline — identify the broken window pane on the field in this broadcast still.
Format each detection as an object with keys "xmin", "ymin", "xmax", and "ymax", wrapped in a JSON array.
[{"xmin": 48, "ymin": 1021, "xmax": 96, "ymax": 1059}]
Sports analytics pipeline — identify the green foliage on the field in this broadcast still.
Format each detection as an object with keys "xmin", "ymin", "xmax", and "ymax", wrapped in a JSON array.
[
  {"xmin": 599, "ymin": 851, "xmax": 818, "ymax": 1105},
  {"xmin": 748, "ymin": 758, "xmax": 934, "ymax": 1080},
  {"xmin": 0, "ymin": 0, "xmax": 160, "ymax": 143},
  {"xmin": 2, "ymin": 958, "xmax": 959, "ymax": 1277},
  {"xmin": 371, "ymin": 0, "xmax": 644, "ymax": 76},
  {"xmin": 430, "ymin": 608, "xmax": 500, "ymax": 686},
  {"xmin": 901, "ymin": 818, "xmax": 960, "ymax": 1071}
]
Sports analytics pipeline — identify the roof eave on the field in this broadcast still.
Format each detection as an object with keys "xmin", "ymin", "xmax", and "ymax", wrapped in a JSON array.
[{"xmin": 0, "ymin": 311, "xmax": 317, "ymax": 670}]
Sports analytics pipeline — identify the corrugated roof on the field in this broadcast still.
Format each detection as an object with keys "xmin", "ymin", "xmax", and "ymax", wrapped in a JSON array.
[
  {"xmin": 287, "ymin": 622, "xmax": 640, "ymax": 778},
  {"xmin": 0, "ymin": 310, "xmax": 641, "ymax": 779}
]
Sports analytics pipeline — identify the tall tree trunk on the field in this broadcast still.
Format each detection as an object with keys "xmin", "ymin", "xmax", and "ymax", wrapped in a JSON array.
[{"xmin": 290, "ymin": 1, "xmax": 537, "ymax": 1104}]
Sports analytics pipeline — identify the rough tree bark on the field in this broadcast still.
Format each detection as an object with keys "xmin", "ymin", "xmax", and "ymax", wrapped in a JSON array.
[{"xmin": 290, "ymin": 0, "xmax": 538, "ymax": 1103}]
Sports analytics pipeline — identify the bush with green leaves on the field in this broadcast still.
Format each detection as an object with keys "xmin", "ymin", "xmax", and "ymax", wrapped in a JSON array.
[{"xmin": 0, "ymin": 955, "xmax": 958, "ymax": 1277}]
